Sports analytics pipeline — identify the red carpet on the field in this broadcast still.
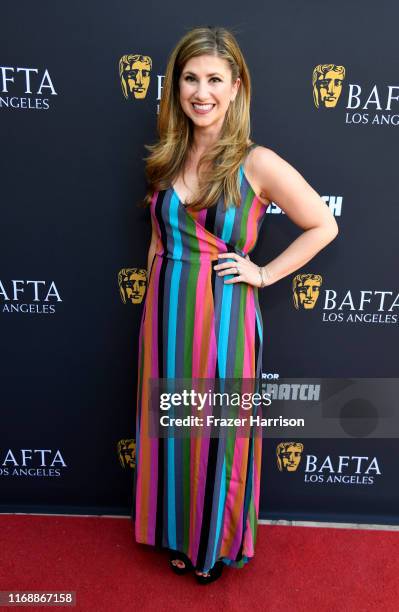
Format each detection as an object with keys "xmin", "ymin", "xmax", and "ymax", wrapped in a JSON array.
[{"xmin": 0, "ymin": 515, "xmax": 398, "ymax": 611}]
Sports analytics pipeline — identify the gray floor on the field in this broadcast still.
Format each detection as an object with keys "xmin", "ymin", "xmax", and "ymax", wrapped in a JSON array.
[
  {"xmin": 3, "ymin": 513, "xmax": 399, "ymax": 530},
  {"xmin": 259, "ymin": 519, "xmax": 399, "ymax": 530}
]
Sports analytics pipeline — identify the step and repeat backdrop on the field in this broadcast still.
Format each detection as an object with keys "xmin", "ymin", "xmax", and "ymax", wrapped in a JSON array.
[{"xmin": 1, "ymin": 2, "xmax": 398, "ymax": 523}]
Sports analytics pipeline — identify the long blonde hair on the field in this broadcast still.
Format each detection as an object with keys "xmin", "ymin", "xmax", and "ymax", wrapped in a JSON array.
[{"xmin": 139, "ymin": 26, "xmax": 253, "ymax": 211}]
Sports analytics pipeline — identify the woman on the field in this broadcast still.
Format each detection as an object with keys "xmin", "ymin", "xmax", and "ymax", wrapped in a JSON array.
[{"xmin": 134, "ymin": 26, "xmax": 338, "ymax": 584}]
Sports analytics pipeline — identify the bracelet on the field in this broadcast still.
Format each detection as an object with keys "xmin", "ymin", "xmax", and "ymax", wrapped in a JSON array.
[{"xmin": 258, "ymin": 265, "xmax": 270, "ymax": 288}]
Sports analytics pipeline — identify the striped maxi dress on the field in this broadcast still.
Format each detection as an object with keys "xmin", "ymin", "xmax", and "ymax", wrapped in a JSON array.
[{"xmin": 134, "ymin": 144, "xmax": 268, "ymax": 573}]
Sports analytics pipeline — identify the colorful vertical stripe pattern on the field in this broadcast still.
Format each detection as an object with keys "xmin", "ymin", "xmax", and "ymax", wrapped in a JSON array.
[{"xmin": 134, "ymin": 150, "xmax": 268, "ymax": 573}]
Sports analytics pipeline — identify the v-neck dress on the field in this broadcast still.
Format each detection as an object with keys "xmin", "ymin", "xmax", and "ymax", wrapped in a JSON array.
[{"xmin": 134, "ymin": 144, "xmax": 268, "ymax": 573}]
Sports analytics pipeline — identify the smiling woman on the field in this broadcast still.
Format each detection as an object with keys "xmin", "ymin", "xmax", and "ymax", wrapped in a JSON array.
[
  {"xmin": 134, "ymin": 25, "xmax": 338, "ymax": 586},
  {"xmin": 179, "ymin": 62, "xmax": 235, "ymax": 122}
]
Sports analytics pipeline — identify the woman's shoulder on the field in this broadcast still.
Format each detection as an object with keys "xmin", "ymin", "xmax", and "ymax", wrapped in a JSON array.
[
  {"xmin": 244, "ymin": 144, "xmax": 283, "ymax": 205},
  {"xmin": 247, "ymin": 143, "xmax": 280, "ymax": 164},
  {"xmin": 246, "ymin": 144, "xmax": 293, "ymax": 185}
]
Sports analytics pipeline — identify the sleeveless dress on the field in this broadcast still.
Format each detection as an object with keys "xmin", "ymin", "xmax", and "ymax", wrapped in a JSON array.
[{"xmin": 134, "ymin": 143, "xmax": 268, "ymax": 573}]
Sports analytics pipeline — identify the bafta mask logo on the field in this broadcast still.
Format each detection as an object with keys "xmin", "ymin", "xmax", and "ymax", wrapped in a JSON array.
[
  {"xmin": 312, "ymin": 64, "xmax": 346, "ymax": 108},
  {"xmin": 117, "ymin": 438, "xmax": 136, "ymax": 469},
  {"xmin": 118, "ymin": 268, "xmax": 147, "ymax": 304},
  {"xmin": 292, "ymin": 273, "xmax": 322, "ymax": 310},
  {"xmin": 276, "ymin": 442, "xmax": 304, "ymax": 472},
  {"xmin": 119, "ymin": 54, "xmax": 152, "ymax": 100}
]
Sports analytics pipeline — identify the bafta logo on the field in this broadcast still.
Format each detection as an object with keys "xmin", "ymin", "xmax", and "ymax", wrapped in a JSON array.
[
  {"xmin": 119, "ymin": 54, "xmax": 152, "ymax": 100},
  {"xmin": 292, "ymin": 273, "xmax": 322, "ymax": 310},
  {"xmin": 117, "ymin": 438, "xmax": 136, "ymax": 469},
  {"xmin": 312, "ymin": 64, "xmax": 346, "ymax": 108},
  {"xmin": 118, "ymin": 268, "xmax": 147, "ymax": 304},
  {"xmin": 276, "ymin": 442, "xmax": 304, "ymax": 472}
]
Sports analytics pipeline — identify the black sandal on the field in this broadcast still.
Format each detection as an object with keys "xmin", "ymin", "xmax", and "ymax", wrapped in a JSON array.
[
  {"xmin": 195, "ymin": 559, "xmax": 224, "ymax": 584},
  {"xmin": 169, "ymin": 550, "xmax": 194, "ymax": 575}
]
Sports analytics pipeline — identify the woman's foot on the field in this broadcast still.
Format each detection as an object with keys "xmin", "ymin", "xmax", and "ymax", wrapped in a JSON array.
[
  {"xmin": 195, "ymin": 568, "xmax": 210, "ymax": 577},
  {"xmin": 195, "ymin": 559, "xmax": 224, "ymax": 584},
  {"xmin": 194, "ymin": 556, "xmax": 223, "ymax": 577},
  {"xmin": 171, "ymin": 558, "xmax": 186, "ymax": 570},
  {"xmin": 169, "ymin": 551, "xmax": 194, "ymax": 575}
]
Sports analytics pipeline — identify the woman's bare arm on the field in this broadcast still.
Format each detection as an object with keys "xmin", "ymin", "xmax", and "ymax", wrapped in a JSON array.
[{"xmin": 251, "ymin": 147, "xmax": 339, "ymax": 286}]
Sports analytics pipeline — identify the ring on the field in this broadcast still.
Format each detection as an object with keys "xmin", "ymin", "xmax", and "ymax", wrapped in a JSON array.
[{"xmin": 236, "ymin": 265, "xmax": 240, "ymax": 275}]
